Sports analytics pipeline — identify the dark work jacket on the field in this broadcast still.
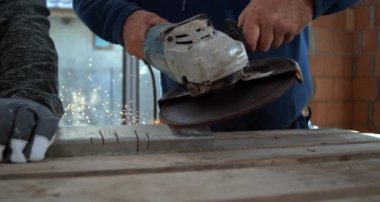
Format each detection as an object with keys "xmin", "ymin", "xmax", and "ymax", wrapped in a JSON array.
[
  {"xmin": 73, "ymin": 0, "xmax": 359, "ymax": 131},
  {"xmin": 0, "ymin": 0, "xmax": 63, "ymax": 118}
]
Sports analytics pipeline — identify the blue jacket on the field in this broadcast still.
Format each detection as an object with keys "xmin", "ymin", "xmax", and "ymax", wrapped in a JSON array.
[{"xmin": 73, "ymin": 0, "xmax": 358, "ymax": 131}]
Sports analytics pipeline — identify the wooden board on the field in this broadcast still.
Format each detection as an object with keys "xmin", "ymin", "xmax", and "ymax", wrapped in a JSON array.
[{"xmin": 1, "ymin": 128, "xmax": 380, "ymax": 201}]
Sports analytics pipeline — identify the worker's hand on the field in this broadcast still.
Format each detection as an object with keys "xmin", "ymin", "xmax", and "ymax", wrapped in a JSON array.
[
  {"xmin": 122, "ymin": 10, "xmax": 168, "ymax": 59},
  {"xmin": 0, "ymin": 98, "xmax": 59, "ymax": 163},
  {"xmin": 238, "ymin": 0, "xmax": 313, "ymax": 52}
]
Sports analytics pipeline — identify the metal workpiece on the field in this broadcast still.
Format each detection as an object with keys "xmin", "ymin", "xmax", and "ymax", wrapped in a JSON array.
[
  {"xmin": 148, "ymin": 126, "xmax": 213, "ymax": 153},
  {"xmin": 46, "ymin": 125, "xmax": 137, "ymax": 158},
  {"xmin": 47, "ymin": 124, "xmax": 214, "ymax": 157}
]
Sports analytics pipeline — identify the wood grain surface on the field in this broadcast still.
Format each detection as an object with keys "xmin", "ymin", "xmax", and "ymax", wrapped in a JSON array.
[{"xmin": 1, "ymin": 128, "xmax": 379, "ymax": 202}]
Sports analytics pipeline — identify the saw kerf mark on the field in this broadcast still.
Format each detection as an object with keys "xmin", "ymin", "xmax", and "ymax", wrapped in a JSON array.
[
  {"xmin": 113, "ymin": 130, "xmax": 120, "ymax": 144},
  {"xmin": 146, "ymin": 132, "xmax": 150, "ymax": 150},
  {"xmin": 134, "ymin": 130, "xmax": 139, "ymax": 152},
  {"xmin": 98, "ymin": 130, "xmax": 105, "ymax": 146}
]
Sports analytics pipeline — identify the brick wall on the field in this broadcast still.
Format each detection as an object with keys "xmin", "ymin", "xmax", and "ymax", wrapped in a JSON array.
[{"xmin": 309, "ymin": 0, "xmax": 380, "ymax": 132}]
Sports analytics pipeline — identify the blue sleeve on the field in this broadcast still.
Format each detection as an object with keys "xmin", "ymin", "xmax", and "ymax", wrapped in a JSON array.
[
  {"xmin": 313, "ymin": 0, "xmax": 359, "ymax": 19},
  {"xmin": 73, "ymin": 0, "xmax": 141, "ymax": 45}
]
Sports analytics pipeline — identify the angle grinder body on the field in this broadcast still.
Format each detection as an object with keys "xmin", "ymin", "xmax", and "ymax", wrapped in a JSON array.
[{"xmin": 143, "ymin": 15, "xmax": 303, "ymax": 127}]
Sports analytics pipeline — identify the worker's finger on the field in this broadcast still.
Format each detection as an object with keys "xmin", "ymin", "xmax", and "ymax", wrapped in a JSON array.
[
  {"xmin": 243, "ymin": 19, "xmax": 260, "ymax": 51},
  {"xmin": 149, "ymin": 16, "xmax": 168, "ymax": 26},
  {"xmin": 124, "ymin": 11, "xmax": 168, "ymax": 60},
  {"xmin": 125, "ymin": 26, "xmax": 144, "ymax": 59},
  {"xmin": 8, "ymin": 107, "xmax": 36, "ymax": 163},
  {"xmin": 137, "ymin": 27, "xmax": 148, "ymax": 59},
  {"xmin": 237, "ymin": 9, "xmax": 247, "ymax": 27},
  {"xmin": 257, "ymin": 25, "xmax": 274, "ymax": 52},
  {"xmin": 135, "ymin": 16, "xmax": 167, "ymax": 59},
  {"xmin": 0, "ymin": 103, "xmax": 17, "ymax": 162},
  {"xmin": 284, "ymin": 33, "xmax": 295, "ymax": 44},
  {"xmin": 27, "ymin": 104, "xmax": 59, "ymax": 161},
  {"xmin": 271, "ymin": 31, "xmax": 285, "ymax": 49},
  {"xmin": 126, "ymin": 42, "xmax": 144, "ymax": 59}
]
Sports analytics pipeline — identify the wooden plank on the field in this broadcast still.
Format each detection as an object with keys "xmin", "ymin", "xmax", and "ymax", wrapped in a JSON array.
[
  {"xmin": 214, "ymin": 132, "xmax": 380, "ymax": 150},
  {"xmin": 1, "ymin": 129, "xmax": 380, "ymax": 201},
  {"xmin": 215, "ymin": 128, "xmax": 358, "ymax": 138},
  {"xmin": 1, "ymin": 159, "xmax": 380, "ymax": 202},
  {"xmin": 320, "ymin": 196, "xmax": 380, "ymax": 202},
  {"xmin": 1, "ymin": 142, "xmax": 380, "ymax": 180},
  {"xmin": 48, "ymin": 127, "xmax": 380, "ymax": 157}
]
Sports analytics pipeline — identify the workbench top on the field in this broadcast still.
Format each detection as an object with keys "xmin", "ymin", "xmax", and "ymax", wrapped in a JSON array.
[{"xmin": 1, "ymin": 128, "xmax": 380, "ymax": 202}]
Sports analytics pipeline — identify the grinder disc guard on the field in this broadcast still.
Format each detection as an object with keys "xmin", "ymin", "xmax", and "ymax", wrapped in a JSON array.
[{"xmin": 158, "ymin": 58, "xmax": 303, "ymax": 127}]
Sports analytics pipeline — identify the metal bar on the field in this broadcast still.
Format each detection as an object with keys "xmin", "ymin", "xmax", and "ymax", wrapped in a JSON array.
[
  {"xmin": 47, "ymin": 125, "xmax": 214, "ymax": 157},
  {"xmin": 122, "ymin": 49, "xmax": 127, "ymax": 125}
]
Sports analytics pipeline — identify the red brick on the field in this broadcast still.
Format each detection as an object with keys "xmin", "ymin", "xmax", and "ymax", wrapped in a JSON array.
[
  {"xmin": 357, "ymin": 0, "xmax": 375, "ymax": 6},
  {"xmin": 309, "ymin": 55, "xmax": 324, "ymax": 77},
  {"xmin": 353, "ymin": 102, "xmax": 370, "ymax": 122},
  {"xmin": 333, "ymin": 79, "xmax": 353, "ymax": 101},
  {"xmin": 356, "ymin": 54, "xmax": 373, "ymax": 77},
  {"xmin": 373, "ymin": 102, "xmax": 380, "ymax": 127},
  {"xmin": 309, "ymin": 101, "xmax": 326, "ymax": 124},
  {"xmin": 323, "ymin": 57, "xmax": 354, "ymax": 77},
  {"xmin": 324, "ymin": 122, "xmax": 352, "ymax": 130},
  {"xmin": 315, "ymin": 29, "xmax": 355, "ymax": 54},
  {"xmin": 325, "ymin": 102, "xmax": 353, "ymax": 123},
  {"xmin": 355, "ymin": 6, "xmax": 373, "ymax": 30},
  {"xmin": 314, "ymin": 123, "xmax": 330, "ymax": 128},
  {"xmin": 312, "ymin": 8, "xmax": 355, "ymax": 31},
  {"xmin": 346, "ymin": 9, "xmax": 355, "ymax": 31},
  {"xmin": 376, "ymin": 4, "xmax": 380, "ymax": 27},
  {"xmin": 313, "ymin": 78, "xmax": 334, "ymax": 101},
  {"xmin": 309, "ymin": 55, "xmax": 353, "ymax": 77},
  {"xmin": 352, "ymin": 123, "xmax": 372, "ymax": 132},
  {"xmin": 353, "ymin": 78, "xmax": 378, "ymax": 101},
  {"xmin": 312, "ymin": 11, "xmax": 348, "ymax": 30},
  {"xmin": 361, "ymin": 31, "xmax": 378, "ymax": 52},
  {"xmin": 375, "ymin": 52, "xmax": 380, "ymax": 76}
]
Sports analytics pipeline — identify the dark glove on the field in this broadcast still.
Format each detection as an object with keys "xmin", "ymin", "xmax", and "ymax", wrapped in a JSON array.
[{"xmin": 0, "ymin": 98, "xmax": 59, "ymax": 163}]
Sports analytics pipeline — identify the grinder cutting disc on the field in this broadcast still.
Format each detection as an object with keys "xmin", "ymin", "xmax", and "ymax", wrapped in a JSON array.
[{"xmin": 158, "ymin": 58, "xmax": 303, "ymax": 127}]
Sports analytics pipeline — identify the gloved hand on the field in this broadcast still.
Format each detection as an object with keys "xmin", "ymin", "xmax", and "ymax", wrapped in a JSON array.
[{"xmin": 0, "ymin": 98, "xmax": 59, "ymax": 163}]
